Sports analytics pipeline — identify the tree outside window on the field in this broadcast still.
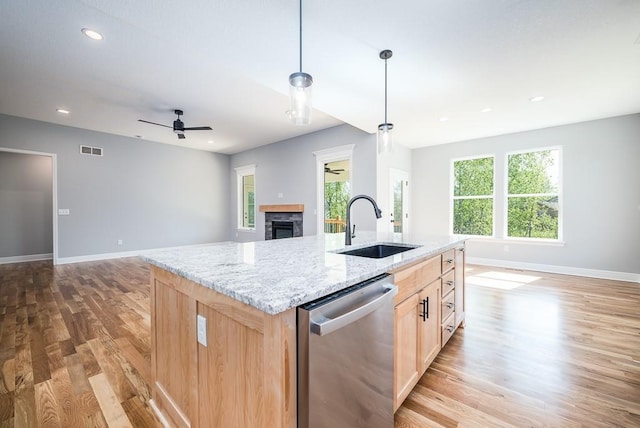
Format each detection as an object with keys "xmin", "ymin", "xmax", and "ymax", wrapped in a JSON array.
[
  {"xmin": 452, "ymin": 156, "xmax": 494, "ymax": 236},
  {"xmin": 507, "ymin": 149, "xmax": 560, "ymax": 239}
]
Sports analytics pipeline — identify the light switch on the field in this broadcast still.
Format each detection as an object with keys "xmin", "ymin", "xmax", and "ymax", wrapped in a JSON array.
[
  {"xmin": 58, "ymin": 208, "xmax": 70, "ymax": 215},
  {"xmin": 197, "ymin": 314, "xmax": 207, "ymax": 346}
]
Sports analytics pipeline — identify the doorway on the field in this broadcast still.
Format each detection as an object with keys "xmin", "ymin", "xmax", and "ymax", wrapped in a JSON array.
[
  {"xmin": 389, "ymin": 169, "xmax": 409, "ymax": 236},
  {"xmin": 323, "ymin": 160, "xmax": 350, "ymax": 234},
  {"xmin": 0, "ymin": 148, "xmax": 58, "ymax": 264}
]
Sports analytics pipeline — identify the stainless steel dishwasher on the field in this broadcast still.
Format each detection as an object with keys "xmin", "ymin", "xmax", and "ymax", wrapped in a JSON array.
[{"xmin": 297, "ymin": 273, "xmax": 397, "ymax": 428}]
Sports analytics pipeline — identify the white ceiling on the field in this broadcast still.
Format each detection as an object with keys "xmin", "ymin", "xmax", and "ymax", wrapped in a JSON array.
[{"xmin": 1, "ymin": 0, "xmax": 639, "ymax": 155}]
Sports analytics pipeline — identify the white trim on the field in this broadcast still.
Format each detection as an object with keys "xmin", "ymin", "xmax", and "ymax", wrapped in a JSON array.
[
  {"xmin": 467, "ymin": 256, "xmax": 640, "ymax": 284},
  {"xmin": 313, "ymin": 145, "xmax": 355, "ymax": 235},
  {"xmin": 0, "ymin": 147, "xmax": 59, "ymax": 265},
  {"xmin": 467, "ymin": 236, "xmax": 566, "ymax": 246},
  {"xmin": 56, "ymin": 242, "xmax": 217, "ymax": 265},
  {"xmin": 0, "ymin": 253, "xmax": 53, "ymax": 265},
  {"xmin": 235, "ymin": 164, "xmax": 256, "ymax": 230}
]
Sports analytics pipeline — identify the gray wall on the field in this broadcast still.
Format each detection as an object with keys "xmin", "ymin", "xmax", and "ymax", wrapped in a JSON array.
[
  {"xmin": 0, "ymin": 114, "xmax": 230, "ymax": 259},
  {"xmin": 230, "ymin": 124, "xmax": 378, "ymax": 242},
  {"xmin": 0, "ymin": 151, "xmax": 53, "ymax": 257},
  {"xmin": 412, "ymin": 114, "xmax": 640, "ymax": 275}
]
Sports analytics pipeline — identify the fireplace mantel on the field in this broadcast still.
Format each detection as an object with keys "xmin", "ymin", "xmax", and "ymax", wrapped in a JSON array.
[{"xmin": 259, "ymin": 204, "xmax": 304, "ymax": 213}]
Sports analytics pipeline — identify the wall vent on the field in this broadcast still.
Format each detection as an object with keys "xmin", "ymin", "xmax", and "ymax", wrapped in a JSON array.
[{"xmin": 80, "ymin": 145, "xmax": 104, "ymax": 156}]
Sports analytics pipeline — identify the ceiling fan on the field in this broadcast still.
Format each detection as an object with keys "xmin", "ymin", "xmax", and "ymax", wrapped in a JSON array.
[
  {"xmin": 138, "ymin": 109, "xmax": 212, "ymax": 139},
  {"xmin": 324, "ymin": 166, "xmax": 345, "ymax": 175}
]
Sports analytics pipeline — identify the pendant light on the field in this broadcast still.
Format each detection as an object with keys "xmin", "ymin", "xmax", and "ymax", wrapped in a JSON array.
[
  {"xmin": 289, "ymin": 0, "xmax": 313, "ymax": 125},
  {"xmin": 377, "ymin": 49, "xmax": 393, "ymax": 154}
]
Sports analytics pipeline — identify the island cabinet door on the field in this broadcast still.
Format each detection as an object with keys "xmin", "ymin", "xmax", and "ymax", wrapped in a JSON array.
[
  {"xmin": 394, "ymin": 293, "xmax": 420, "ymax": 411},
  {"xmin": 418, "ymin": 280, "xmax": 441, "ymax": 373},
  {"xmin": 151, "ymin": 276, "xmax": 198, "ymax": 428}
]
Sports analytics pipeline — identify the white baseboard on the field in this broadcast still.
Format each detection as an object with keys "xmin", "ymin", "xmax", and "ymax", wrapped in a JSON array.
[
  {"xmin": 467, "ymin": 257, "xmax": 640, "ymax": 283},
  {"xmin": 55, "ymin": 242, "xmax": 218, "ymax": 265},
  {"xmin": 0, "ymin": 253, "xmax": 53, "ymax": 265}
]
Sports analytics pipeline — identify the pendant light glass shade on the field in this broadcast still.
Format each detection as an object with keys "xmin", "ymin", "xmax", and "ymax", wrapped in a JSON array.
[
  {"xmin": 378, "ymin": 49, "xmax": 393, "ymax": 154},
  {"xmin": 289, "ymin": 0, "xmax": 312, "ymax": 125},
  {"xmin": 377, "ymin": 123, "xmax": 394, "ymax": 154},
  {"xmin": 289, "ymin": 72, "xmax": 313, "ymax": 125}
]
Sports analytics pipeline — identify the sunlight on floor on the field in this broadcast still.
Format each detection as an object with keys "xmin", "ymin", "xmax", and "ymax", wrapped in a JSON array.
[{"xmin": 466, "ymin": 270, "xmax": 541, "ymax": 290}]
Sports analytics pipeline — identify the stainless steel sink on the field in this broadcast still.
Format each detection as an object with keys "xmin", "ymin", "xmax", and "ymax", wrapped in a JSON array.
[{"xmin": 337, "ymin": 243, "xmax": 420, "ymax": 259}]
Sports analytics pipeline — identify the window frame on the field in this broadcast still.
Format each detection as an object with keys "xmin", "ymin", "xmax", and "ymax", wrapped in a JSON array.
[
  {"xmin": 503, "ymin": 146, "xmax": 563, "ymax": 242},
  {"xmin": 235, "ymin": 164, "xmax": 256, "ymax": 231},
  {"xmin": 450, "ymin": 154, "xmax": 496, "ymax": 237}
]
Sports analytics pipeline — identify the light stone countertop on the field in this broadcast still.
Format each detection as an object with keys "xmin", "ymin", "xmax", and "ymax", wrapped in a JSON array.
[{"xmin": 143, "ymin": 231, "xmax": 467, "ymax": 315}]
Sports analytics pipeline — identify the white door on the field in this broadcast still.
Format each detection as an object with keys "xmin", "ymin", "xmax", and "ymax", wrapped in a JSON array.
[{"xmin": 389, "ymin": 169, "xmax": 409, "ymax": 235}]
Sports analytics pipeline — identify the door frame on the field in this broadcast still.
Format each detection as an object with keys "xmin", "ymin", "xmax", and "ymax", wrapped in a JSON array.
[
  {"xmin": 0, "ymin": 147, "xmax": 59, "ymax": 264},
  {"xmin": 313, "ymin": 144, "xmax": 354, "ymax": 236}
]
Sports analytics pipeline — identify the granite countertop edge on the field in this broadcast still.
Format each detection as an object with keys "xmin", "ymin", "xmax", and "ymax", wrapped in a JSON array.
[{"xmin": 143, "ymin": 233, "xmax": 468, "ymax": 315}]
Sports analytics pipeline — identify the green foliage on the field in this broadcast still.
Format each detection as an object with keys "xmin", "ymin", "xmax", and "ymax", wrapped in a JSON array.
[
  {"xmin": 325, "ymin": 181, "xmax": 350, "ymax": 220},
  {"xmin": 453, "ymin": 150, "xmax": 560, "ymax": 239},
  {"xmin": 508, "ymin": 151, "xmax": 558, "ymax": 194},
  {"xmin": 454, "ymin": 157, "xmax": 493, "ymax": 196},
  {"xmin": 507, "ymin": 150, "xmax": 559, "ymax": 238},
  {"xmin": 453, "ymin": 157, "xmax": 494, "ymax": 236},
  {"xmin": 453, "ymin": 199, "xmax": 493, "ymax": 235}
]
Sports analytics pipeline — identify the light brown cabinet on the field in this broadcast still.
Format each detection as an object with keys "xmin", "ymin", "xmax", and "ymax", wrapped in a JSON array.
[
  {"xmin": 391, "ymin": 244, "xmax": 465, "ymax": 412},
  {"xmin": 418, "ymin": 280, "xmax": 441, "ymax": 373},
  {"xmin": 150, "ymin": 267, "xmax": 296, "ymax": 428}
]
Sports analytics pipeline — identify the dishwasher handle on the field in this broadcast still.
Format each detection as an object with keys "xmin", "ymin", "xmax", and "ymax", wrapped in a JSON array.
[{"xmin": 310, "ymin": 284, "xmax": 397, "ymax": 336}]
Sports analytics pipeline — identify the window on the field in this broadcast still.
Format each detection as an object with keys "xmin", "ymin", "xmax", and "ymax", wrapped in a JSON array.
[
  {"xmin": 452, "ymin": 156, "xmax": 494, "ymax": 236},
  {"xmin": 506, "ymin": 148, "xmax": 561, "ymax": 239},
  {"xmin": 235, "ymin": 164, "xmax": 255, "ymax": 230}
]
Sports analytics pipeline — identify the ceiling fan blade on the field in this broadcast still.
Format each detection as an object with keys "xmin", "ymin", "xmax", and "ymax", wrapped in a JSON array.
[
  {"xmin": 183, "ymin": 126, "xmax": 213, "ymax": 131},
  {"xmin": 138, "ymin": 119, "xmax": 172, "ymax": 128},
  {"xmin": 177, "ymin": 133, "xmax": 186, "ymax": 139}
]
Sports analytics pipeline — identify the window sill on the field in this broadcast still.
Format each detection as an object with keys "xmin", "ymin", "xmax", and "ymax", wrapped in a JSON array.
[
  {"xmin": 463, "ymin": 236, "xmax": 565, "ymax": 247},
  {"xmin": 237, "ymin": 228, "xmax": 256, "ymax": 232}
]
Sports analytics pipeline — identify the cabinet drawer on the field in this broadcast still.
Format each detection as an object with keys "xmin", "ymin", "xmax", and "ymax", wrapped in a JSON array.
[
  {"xmin": 441, "ymin": 313, "xmax": 456, "ymax": 347},
  {"xmin": 441, "ymin": 249, "xmax": 455, "ymax": 273},
  {"xmin": 393, "ymin": 255, "xmax": 441, "ymax": 305},
  {"xmin": 441, "ymin": 289, "xmax": 455, "ymax": 322},
  {"xmin": 441, "ymin": 269, "xmax": 455, "ymax": 297}
]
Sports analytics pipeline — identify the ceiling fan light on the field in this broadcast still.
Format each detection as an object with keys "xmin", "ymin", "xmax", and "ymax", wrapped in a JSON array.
[{"xmin": 377, "ymin": 123, "xmax": 394, "ymax": 154}]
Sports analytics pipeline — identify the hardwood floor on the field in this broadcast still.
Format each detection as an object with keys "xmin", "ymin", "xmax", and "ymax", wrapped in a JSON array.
[{"xmin": 1, "ymin": 259, "xmax": 638, "ymax": 427}]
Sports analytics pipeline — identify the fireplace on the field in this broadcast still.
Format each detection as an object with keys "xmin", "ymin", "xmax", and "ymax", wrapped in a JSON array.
[
  {"xmin": 272, "ymin": 221, "xmax": 294, "ymax": 239},
  {"xmin": 260, "ymin": 204, "xmax": 304, "ymax": 240}
]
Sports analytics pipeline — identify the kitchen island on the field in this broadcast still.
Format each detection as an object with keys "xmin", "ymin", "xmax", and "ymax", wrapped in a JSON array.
[{"xmin": 144, "ymin": 232, "xmax": 466, "ymax": 427}]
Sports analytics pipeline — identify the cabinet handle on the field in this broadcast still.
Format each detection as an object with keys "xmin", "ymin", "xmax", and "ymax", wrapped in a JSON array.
[
  {"xmin": 446, "ymin": 302, "xmax": 454, "ymax": 309},
  {"xmin": 446, "ymin": 280, "xmax": 454, "ymax": 286},
  {"xmin": 446, "ymin": 325, "xmax": 454, "ymax": 333},
  {"xmin": 446, "ymin": 258, "xmax": 454, "ymax": 264},
  {"xmin": 458, "ymin": 247, "xmax": 465, "ymax": 253},
  {"xmin": 419, "ymin": 297, "xmax": 429, "ymax": 321}
]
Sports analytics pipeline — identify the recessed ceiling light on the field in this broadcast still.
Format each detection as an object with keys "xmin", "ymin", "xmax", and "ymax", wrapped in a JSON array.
[
  {"xmin": 439, "ymin": 117, "xmax": 449, "ymax": 122},
  {"xmin": 135, "ymin": 135, "xmax": 143, "ymax": 138},
  {"xmin": 81, "ymin": 28, "xmax": 103, "ymax": 41},
  {"xmin": 207, "ymin": 140, "xmax": 214, "ymax": 144},
  {"xmin": 481, "ymin": 107, "xmax": 492, "ymax": 113},
  {"xmin": 56, "ymin": 108, "xmax": 70, "ymax": 114},
  {"xmin": 530, "ymin": 96, "xmax": 545, "ymax": 103}
]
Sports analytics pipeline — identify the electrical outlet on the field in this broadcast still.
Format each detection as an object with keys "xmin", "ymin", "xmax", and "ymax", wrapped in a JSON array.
[
  {"xmin": 58, "ymin": 208, "xmax": 70, "ymax": 215},
  {"xmin": 117, "ymin": 239, "xmax": 123, "ymax": 245},
  {"xmin": 197, "ymin": 314, "xmax": 207, "ymax": 346},
  {"xmin": 278, "ymin": 192, "xmax": 284, "ymax": 198}
]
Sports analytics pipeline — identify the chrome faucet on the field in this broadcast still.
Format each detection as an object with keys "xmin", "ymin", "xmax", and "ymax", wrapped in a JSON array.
[{"xmin": 345, "ymin": 194, "xmax": 382, "ymax": 246}]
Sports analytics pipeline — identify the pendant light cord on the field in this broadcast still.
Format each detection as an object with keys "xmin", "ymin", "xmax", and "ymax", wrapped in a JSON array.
[
  {"xmin": 299, "ymin": 0, "xmax": 303, "ymax": 73},
  {"xmin": 384, "ymin": 57, "xmax": 388, "ymax": 125}
]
